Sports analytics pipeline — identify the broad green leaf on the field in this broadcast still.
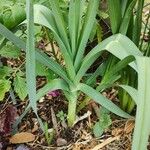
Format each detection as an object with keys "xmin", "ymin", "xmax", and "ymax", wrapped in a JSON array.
[
  {"xmin": 0, "ymin": 79, "xmax": 11, "ymax": 101},
  {"xmin": 132, "ymin": 56, "xmax": 150, "ymax": 150},
  {"xmin": 78, "ymin": 83, "xmax": 131, "ymax": 118},
  {"xmin": 13, "ymin": 73, "xmax": 27, "ymax": 100},
  {"xmin": 0, "ymin": 44, "xmax": 21, "ymax": 58}
]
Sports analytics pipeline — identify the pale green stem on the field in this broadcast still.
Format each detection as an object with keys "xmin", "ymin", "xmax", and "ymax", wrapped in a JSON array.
[{"xmin": 66, "ymin": 92, "xmax": 78, "ymax": 127}]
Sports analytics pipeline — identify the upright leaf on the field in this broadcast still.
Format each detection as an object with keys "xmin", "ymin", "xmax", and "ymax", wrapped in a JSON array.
[
  {"xmin": 119, "ymin": 0, "xmax": 137, "ymax": 35},
  {"xmin": 79, "ymin": 83, "xmax": 131, "ymax": 118},
  {"xmin": 26, "ymin": 0, "xmax": 37, "ymax": 113},
  {"xmin": 74, "ymin": 0, "xmax": 99, "ymax": 70},
  {"xmin": 107, "ymin": 0, "xmax": 122, "ymax": 34},
  {"xmin": 132, "ymin": 0, "xmax": 144, "ymax": 46},
  {"xmin": 132, "ymin": 57, "xmax": 150, "ymax": 150}
]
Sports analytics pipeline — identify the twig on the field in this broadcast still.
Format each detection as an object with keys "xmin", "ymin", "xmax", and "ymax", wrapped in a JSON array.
[
  {"xmin": 51, "ymin": 107, "xmax": 59, "ymax": 137},
  {"xmin": 74, "ymin": 111, "xmax": 91, "ymax": 125},
  {"xmin": 92, "ymin": 135, "xmax": 121, "ymax": 150}
]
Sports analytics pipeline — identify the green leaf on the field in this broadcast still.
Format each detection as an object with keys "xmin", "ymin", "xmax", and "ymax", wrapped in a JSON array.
[
  {"xmin": 34, "ymin": 4, "xmax": 75, "ymax": 79},
  {"xmin": 75, "ymin": 34, "xmax": 142, "ymax": 84},
  {"xmin": 79, "ymin": 83, "xmax": 131, "ymax": 118},
  {"xmin": 36, "ymin": 61, "xmax": 48, "ymax": 76},
  {"xmin": 0, "ymin": 66, "xmax": 13, "ymax": 78},
  {"xmin": 107, "ymin": 0, "xmax": 122, "ymax": 34},
  {"xmin": 119, "ymin": 85, "xmax": 138, "ymax": 104},
  {"xmin": 49, "ymin": 0, "xmax": 71, "ymax": 54},
  {"xmin": 0, "ymin": 44, "xmax": 21, "ymax": 58},
  {"xmin": 0, "ymin": 3, "xmax": 26, "ymax": 29},
  {"xmin": 132, "ymin": 0, "xmax": 144, "ymax": 46},
  {"xmin": 35, "ymin": 58, "xmax": 58, "ymax": 80},
  {"xmin": 13, "ymin": 73, "xmax": 27, "ymax": 101},
  {"xmin": 0, "ymin": 79, "xmax": 11, "ymax": 101},
  {"xmin": 26, "ymin": 0, "xmax": 37, "ymax": 115},
  {"xmin": 131, "ymin": 56, "xmax": 150, "ymax": 150},
  {"xmin": 74, "ymin": 0, "xmax": 99, "ymax": 70},
  {"xmin": 93, "ymin": 109, "xmax": 111, "ymax": 137},
  {"xmin": 119, "ymin": 0, "xmax": 137, "ymax": 35}
]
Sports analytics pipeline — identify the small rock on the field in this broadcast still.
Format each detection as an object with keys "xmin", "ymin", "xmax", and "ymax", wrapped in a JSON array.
[{"xmin": 57, "ymin": 138, "xmax": 67, "ymax": 146}]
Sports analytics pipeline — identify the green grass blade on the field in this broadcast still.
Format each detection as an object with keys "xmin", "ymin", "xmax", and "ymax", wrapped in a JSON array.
[
  {"xmin": 79, "ymin": 83, "xmax": 131, "ymax": 118},
  {"xmin": 132, "ymin": 0, "xmax": 144, "ymax": 46},
  {"xmin": 0, "ymin": 23, "xmax": 71, "ymax": 84},
  {"xmin": 74, "ymin": 0, "xmax": 99, "ymax": 70},
  {"xmin": 101, "ymin": 56, "xmax": 135, "ymax": 84},
  {"xmin": 121, "ymin": 0, "xmax": 128, "ymax": 17},
  {"xmin": 119, "ymin": 0, "xmax": 137, "ymax": 35},
  {"xmin": 119, "ymin": 85, "xmax": 138, "ymax": 104},
  {"xmin": 107, "ymin": 0, "xmax": 122, "ymax": 34},
  {"xmin": 132, "ymin": 56, "xmax": 150, "ymax": 150}
]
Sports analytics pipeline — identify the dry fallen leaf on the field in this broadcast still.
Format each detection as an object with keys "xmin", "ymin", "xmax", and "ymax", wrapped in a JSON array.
[
  {"xmin": 9, "ymin": 132, "xmax": 35, "ymax": 144},
  {"xmin": 124, "ymin": 119, "xmax": 135, "ymax": 134},
  {"xmin": 112, "ymin": 128, "xmax": 123, "ymax": 136}
]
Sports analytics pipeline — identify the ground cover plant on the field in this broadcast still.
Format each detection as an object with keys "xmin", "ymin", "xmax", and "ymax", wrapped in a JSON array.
[{"xmin": 0, "ymin": 0, "xmax": 150, "ymax": 149}]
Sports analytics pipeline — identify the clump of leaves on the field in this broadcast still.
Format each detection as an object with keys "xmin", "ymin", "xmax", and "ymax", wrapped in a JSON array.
[
  {"xmin": 93, "ymin": 108, "xmax": 111, "ymax": 137},
  {"xmin": 0, "ymin": 1, "xmax": 26, "ymax": 29}
]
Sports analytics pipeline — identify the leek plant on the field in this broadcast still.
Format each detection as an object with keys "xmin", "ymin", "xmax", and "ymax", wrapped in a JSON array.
[
  {"xmin": 0, "ymin": 1, "xmax": 150, "ymax": 149},
  {"xmin": 32, "ymin": 0, "xmax": 137, "ymax": 127},
  {"xmin": 106, "ymin": 0, "xmax": 144, "ymax": 113},
  {"xmin": 120, "ymin": 56, "xmax": 150, "ymax": 150},
  {"xmin": 0, "ymin": 0, "xmax": 142, "ymax": 128}
]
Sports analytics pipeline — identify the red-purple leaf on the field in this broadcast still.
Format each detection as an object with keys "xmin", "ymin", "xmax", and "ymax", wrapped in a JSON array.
[{"xmin": 0, "ymin": 105, "xmax": 18, "ymax": 136}]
